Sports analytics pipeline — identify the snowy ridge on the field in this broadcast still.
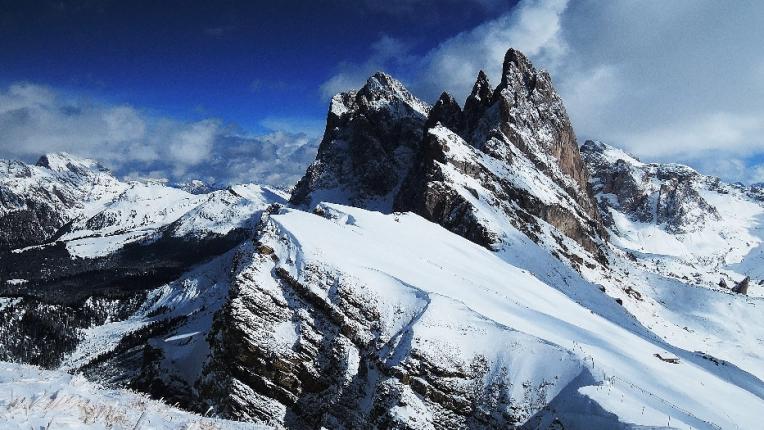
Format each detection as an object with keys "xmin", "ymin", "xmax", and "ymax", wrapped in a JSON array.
[
  {"xmin": 220, "ymin": 203, "xmax": 764, "ymax": 429},
  {"xmin": 53, "ymin": 183, "xmax": 284, "ymax": 258},
  {"xmin": 0, "ymin": 153, "xmax": 127, "ymax": 220},
  {"xmin": 0, "ymin": 154, "xmax": 129, "ymax": 250},
  {"xmin": 60, "ymin": 246, "xmax": 240, "ymax": 413}
]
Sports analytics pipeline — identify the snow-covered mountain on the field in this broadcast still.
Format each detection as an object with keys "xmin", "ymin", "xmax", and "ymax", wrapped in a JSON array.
[
  {"xmin": 0, "ymin": 158, "xmax": 285, "ymax": 368},
  {"xmin": 1, "ymin": 47, "xmax": 763, "ymax": 430},
  {"xmin": 582, "ymin": 139, "xmax": 764, "ymax": 289},
  {"xmin": 0, "ymin": 153, "xmax": 128, "ymax": 250}
]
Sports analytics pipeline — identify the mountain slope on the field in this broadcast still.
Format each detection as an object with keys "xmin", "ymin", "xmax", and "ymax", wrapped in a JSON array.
[
  {"xmin": 0, "ymin": 156, "xmax": 285, "ymax": 369},
  {"xmin": 580, "ymin": 139, "xmax": 764, "ymax": 388},
  {"xmin": 0, "ymin": 153, "xmax": 128, "ymax": 250},
  {"xmin": 582, "ymin": 139, "xmax": 764, "ymax": 292},
  {"xmin": 198, "ymin": 203, "xmax": 764, "ymax": 429}
]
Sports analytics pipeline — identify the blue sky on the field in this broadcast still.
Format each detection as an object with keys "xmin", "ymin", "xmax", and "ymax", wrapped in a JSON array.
[
  {"xmin": 2, "ymin": 1, "xmax": 764, "ymax": 188},
  {"xmin": 1, "ymin": 0, "xmax": 505, "ymax": 133}
]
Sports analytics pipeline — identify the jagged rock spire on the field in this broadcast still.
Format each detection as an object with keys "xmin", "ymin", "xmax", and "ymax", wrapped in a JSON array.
[
  {"xmin": 289, "ymin": 73, "xmax": 430, "ymax": 211},
  {"xmin": 425, "ymin": 92, "xmax": 463, "ymax": 132},
  {"xmin": 463, "ymin": 70, "xmax": 494, "ymax": 139}
]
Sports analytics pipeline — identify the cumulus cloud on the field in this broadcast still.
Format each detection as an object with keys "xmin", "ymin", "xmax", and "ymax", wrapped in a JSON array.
[
  {"xmin": 0, "ymin": 82, "xmax": 318, "ymax": 189},
  {"xmin": 0, "ymin": 83, "xmax": 152, "ymax": 165},
  {"xmin": 165, "ymin": 119, "xmax": 220, "ymax": 173}
]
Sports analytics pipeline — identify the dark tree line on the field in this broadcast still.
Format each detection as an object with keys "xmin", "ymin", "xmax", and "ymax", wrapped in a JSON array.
[{"xmin": 0, "ymin": 292, "xmax": 146, "ymax": 368}]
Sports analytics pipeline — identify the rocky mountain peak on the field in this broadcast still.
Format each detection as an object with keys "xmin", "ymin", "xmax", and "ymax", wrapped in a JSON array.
[
  {"xmin": 470, "ymin": 70, "xmax": 494, "ymax": 105},
  {"xmin": 289, "ymin": 74, "xmax": 431, "ymax": 211},
  {"xmin": 463, "ymin": 70, "xmax": 494, "ymax": 139},
  {"xmin": 500, "ymin": 48, "xmax": 534, "ymax": 84},
  {"xmin": 293, "ymin": 47, "xmax": 608, "ymax": 264},
  {"xmin": 425, "ymin": 91, "xmax": 464, "ymax": 132},
  {"xmin": 496, "ymin": 49, "xmax": 588, "ymax": 187},
  {"xmin": 355, "ymin": 72, "xmax": 430, "ymax": 117},
  {"xmin": 0, "ymin": 154, "xmax": 125, "ymax": 251}
]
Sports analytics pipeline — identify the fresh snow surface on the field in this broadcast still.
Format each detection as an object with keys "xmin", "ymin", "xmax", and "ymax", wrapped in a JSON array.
[
  {"xmin": 261, "ymin": 203, "xmax": 764, "ymax": 429},
  {"xmin": 169, "ymin": 184, "xmax": 287, "ymax": 238},
  {"xmin": 580, "ymin": 142, "xmax": 764, "ymax": 414},
  {"xmin": 0, "ymin": 362, "xmax": 264, "ymax": 429}
]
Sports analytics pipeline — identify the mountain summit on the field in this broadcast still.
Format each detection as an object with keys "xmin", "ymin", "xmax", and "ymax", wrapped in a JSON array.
[
  {"xmin": 290, "ymin": 72, "xmax": 430, "ymax": 211},
  {"xmin": 293, "ymin": 48, "xmax": 607, "ymax": 266}
]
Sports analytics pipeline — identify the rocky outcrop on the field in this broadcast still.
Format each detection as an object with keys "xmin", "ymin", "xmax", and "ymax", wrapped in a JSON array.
[
  {"xmin": 196, "ymin": 210, "xmax": 582, "ymax": 429},
  {"xmin": 733, "ymin": 276, "xmax": 750, "ymax": 295},
  {"xmin": 581, "ymin": 140, "xmax": 720, "ymax": 234},
  {"xmin": 491, "ymin": 49, "xmax": 596, "ymax": 216}
]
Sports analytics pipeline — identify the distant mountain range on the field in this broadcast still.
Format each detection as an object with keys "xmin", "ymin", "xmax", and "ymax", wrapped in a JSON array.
[{"xmin": 0, "ymin": 48, "xmax": 762, "ymax": 429}]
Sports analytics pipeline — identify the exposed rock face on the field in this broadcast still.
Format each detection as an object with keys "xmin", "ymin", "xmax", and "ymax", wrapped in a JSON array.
[
  {"xmin": 733, "ymin": 276, "xmax": 750, "ymax": 295},
  {"xmin": 581, "ymin": 140, "xmax": 720, "ymax": 234},
  {"xmin": 292, "ymin": 48, "xmax": 608, "ymax": 266},
  {"xmin": 581, "ymin": 139, "xmax": 763, "ymax": 293},
  {"xmin": 463, "ymin": 70, "xmax": 494, "ymax": 139},
  {"xmin": 397, "ymin": 49, "xmax": 606, "ymax": 260},
  {"xmin": 290, "ymin": 72, "xmax": 430, "ymax": 211},
  {"xmin": 491, "ymin": 49, "xmax": 595, "ymax": 217}
]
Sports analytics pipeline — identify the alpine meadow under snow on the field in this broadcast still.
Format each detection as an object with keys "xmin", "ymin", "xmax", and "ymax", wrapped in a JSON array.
[{"xmin": 0, "ymin": 48, "xmax": 763, "ymax": 429}]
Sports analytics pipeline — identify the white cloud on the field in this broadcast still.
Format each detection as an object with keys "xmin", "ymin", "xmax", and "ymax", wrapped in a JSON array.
[
  {"xmin": 415, "ymin": 0, "xmax": 569, "ymax": 101},
  {"xmin": 102, "ymin": 106, "xmax": 146, "ymax": 142},
  {"xmin": 0, "ymin": 82, "xmax": 319, "ymax": 189},
  {"xmin": 614, "ymin": 112, "xmax": 764, "ymax": 161},
  {"xmin": 166, "ymin": 119, "xmax": 220, "ymax": 168},
  {"xmin": 260, "ymin": 117, "xmax": 326, "ymax": 138},
  {"xmin": 320, "ymin": 0, "xmax": 569, "ymax": 103},
  {"xmin": 552, "ymin": 0, "xmax": 764, "ymax": 178},
  {"xmin": 0, "ymin": 83, "xmax": 150, "ymax": 163}
]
